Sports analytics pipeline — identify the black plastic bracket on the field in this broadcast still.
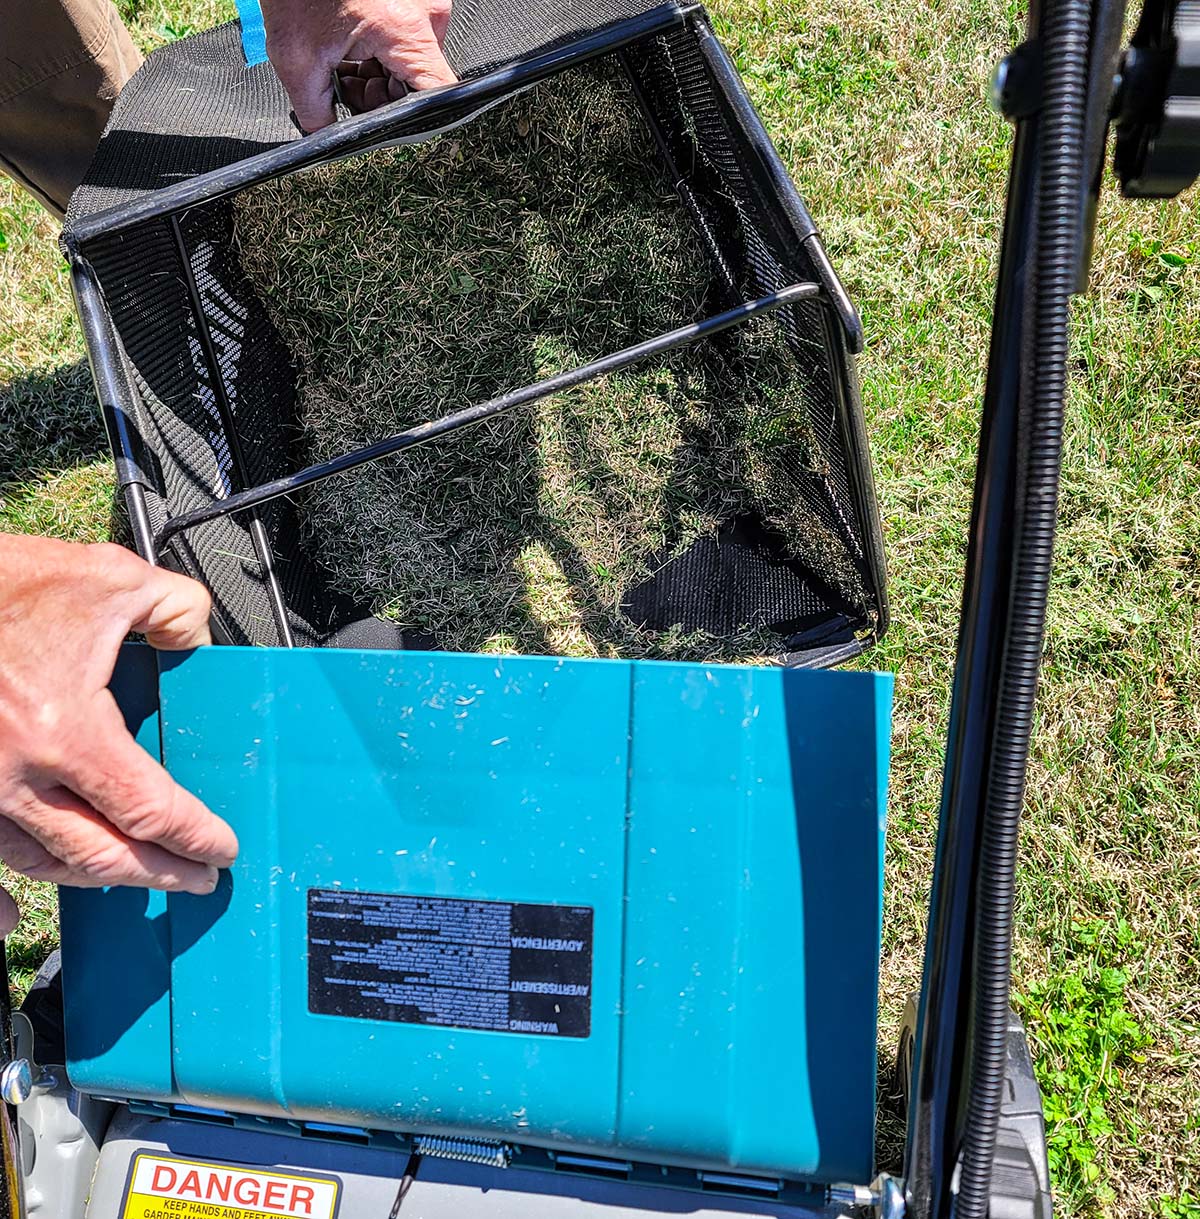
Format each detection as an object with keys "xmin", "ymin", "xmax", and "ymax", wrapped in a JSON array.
[
  {"xmin": 1114, "ymin": 0, "xmax": 1200, "ymax": 196},
  {"xmin": 990, "ymin": 1012, "xmax": 1054, "ymax": 1219},
  {"xmin": 897, "ymin": 999, "xmax": 1052, "ymax": 1219},
  {"xmin": 992, "ymin": 40, "xmax": 1045, "ymax": 120}
]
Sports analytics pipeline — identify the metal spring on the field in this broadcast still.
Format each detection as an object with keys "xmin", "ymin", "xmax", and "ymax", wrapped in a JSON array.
[{"xmin": 413, "ymin": 1135, "xmax": 512, "ymax": 1168}]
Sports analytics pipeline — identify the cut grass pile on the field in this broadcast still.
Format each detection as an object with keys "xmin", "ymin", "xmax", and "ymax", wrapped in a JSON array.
[{"xmin": 234, "ymin": 59, "xmax": 855, "ymax": 658}]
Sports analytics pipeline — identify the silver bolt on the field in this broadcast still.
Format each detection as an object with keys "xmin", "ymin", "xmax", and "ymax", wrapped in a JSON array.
[
  {"xmin": 0, "ymin": 1060, "xmax": 32, "ymax": 1105},
  {"xmin": 827, "ymin": 1182, "xmax": 878, "ymax": 1210},
  {"xmin": 871, "ymin": 1174, "xmax": 907, "ymax": 1219}
]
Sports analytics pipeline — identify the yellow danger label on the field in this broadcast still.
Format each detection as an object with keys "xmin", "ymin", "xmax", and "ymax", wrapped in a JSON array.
[{"xmin": 122, "ymin": 1154, "xmax": 340, "ymax": 1219}]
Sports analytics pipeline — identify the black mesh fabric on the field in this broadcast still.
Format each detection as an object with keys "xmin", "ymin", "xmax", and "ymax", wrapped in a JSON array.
[
  {"xmin": 445, "ymin": 0, "xmax": 665, "ymax": 75},
  {"xmin": 84, "ymin": 215, "xmax": 332, "ymax": 646},
  {"xmin": 68, "ymin": 3, "xmax": 665, "ymax": 222},
  {"xmin": 627, "ymin": 29, "xmax": 868, "ymax": 599},
  {"xmin": 68, "ymin": 23, "xmax": 295, "ymax": 223},
  {"xmin": 66, "ymin": 9, "xmax": 884, "ymax": 658}
]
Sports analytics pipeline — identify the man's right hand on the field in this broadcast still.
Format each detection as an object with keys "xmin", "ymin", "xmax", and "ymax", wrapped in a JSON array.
[
  {"xmin": 262, "ymin": 0, "xmax": 457, "ymax": 133},
  {"xmin": 0, "ymin": 534, "xmax": 239, "ymax": 937}
]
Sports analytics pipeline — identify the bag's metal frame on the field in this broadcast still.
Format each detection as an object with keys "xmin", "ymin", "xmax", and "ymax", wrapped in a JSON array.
[{"xmin": 64, "ymin": 2, "xmax": 890, "ymax": 657}]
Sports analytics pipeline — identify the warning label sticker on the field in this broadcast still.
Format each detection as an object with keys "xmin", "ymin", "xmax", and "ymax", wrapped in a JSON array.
[
  {"xmin": 308, "ymin": 891, "xmax": 593, "ymax": 1038},
  {"xmin": 121, "ymin": 1153, "xmax": 340, "ymax": 1219}
]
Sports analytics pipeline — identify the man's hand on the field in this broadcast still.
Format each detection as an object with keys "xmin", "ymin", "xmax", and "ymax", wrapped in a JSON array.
[
  {"xmin": 262, "ymin": 0, "xmax": 456, "ymax": 133},
  {"xmin": 0, "ymin": 535, "xmax": 239, "ymax": 937}
]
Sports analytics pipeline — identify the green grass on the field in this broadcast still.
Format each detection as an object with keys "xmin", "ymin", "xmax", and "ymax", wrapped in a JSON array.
[
  {"xmin": 2, "ymin": 0, "xmax": 1199, "ymax": 1213},
  {"xmin": 703, "ymin": 3, "xmax": 1199, "ymax": 1212},
  {"xmin": 1015, "ymin": 919, "xmax": 1152, "ymax": 1210}
]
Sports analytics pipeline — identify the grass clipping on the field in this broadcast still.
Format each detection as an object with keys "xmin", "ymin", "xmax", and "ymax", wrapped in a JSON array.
[{"xmin": 234, "ymin": 61, "xmax": 862, "ymax": 659}]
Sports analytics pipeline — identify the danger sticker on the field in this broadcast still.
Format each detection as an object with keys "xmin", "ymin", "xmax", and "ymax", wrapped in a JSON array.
[{"xmin": 122, "ymin": 1154, "xmax": 340, "ymax": 1219}]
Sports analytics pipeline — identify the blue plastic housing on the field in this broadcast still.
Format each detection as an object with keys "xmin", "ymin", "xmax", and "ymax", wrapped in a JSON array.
[{"xmin": 61, "ymin": 647, "xmax": 891, "ymax": 1184}]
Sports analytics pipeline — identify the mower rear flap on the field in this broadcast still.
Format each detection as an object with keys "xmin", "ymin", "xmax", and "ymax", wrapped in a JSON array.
[{"xmin": 60, "ymin": 646, "xmax": 891, "ymax": 1185}]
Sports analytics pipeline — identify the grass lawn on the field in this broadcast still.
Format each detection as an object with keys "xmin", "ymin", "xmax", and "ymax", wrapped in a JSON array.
[{"xmin": 2, "ymin": 0, "xmax": 1198, "ymax": 1215}]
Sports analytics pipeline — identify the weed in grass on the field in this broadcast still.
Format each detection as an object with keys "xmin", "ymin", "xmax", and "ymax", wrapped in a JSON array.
[
  {"xmin": 114, "ymin": 0, "xmax": 232, "ymax": 50},
  {"xmin": 1016, "ymin": 919, "xmax": 1150, "ymax": 1213},
  {"xmin": 1157, "ymin": 1192, "xmax": 1200, "ymax": 1219}
]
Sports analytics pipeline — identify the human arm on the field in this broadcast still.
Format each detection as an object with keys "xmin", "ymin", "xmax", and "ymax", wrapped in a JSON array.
[{"xmin": 0, "ymin": 535, "xmax": 239, "ymax": 935}]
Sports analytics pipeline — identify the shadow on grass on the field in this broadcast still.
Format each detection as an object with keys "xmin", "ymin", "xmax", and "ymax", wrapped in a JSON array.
[
  {"xmin": 0, "ymin": 358, "xmax": 106, "ymax": 488},
  {"xmin": 4, "ymin": 933, "xmax": 58, "ymax": 983},
  {"xmin": 876, "ymin": 1049, "xmax": 907, "ymax": 1176}
]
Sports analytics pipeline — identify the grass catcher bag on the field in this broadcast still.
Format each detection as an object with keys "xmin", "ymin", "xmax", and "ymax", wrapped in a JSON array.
[{"xmin": 63, "ymin": 0, "xmax": 888, "ymax": 666}]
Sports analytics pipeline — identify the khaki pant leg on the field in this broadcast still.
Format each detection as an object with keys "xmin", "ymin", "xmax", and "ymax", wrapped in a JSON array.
[{"xmin": 0, "ymin": 0, "xmax": 141, "ymax": 216}]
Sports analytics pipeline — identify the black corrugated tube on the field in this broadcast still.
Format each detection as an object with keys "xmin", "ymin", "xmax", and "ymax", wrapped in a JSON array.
[{"xmin": 954, "ymin": 0, "xmax": 1091, "ymax": 1214}]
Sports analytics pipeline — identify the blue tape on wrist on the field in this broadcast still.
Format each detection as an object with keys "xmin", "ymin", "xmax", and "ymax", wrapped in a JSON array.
[{"xmin": 235, "ymin": 0, "xmax": 268, "ymax": 66}]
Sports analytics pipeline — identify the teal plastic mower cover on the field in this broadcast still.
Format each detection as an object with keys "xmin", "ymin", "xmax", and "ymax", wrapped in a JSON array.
[{"xmin": 60, "ymin": 646, "xmax": 892, "ymax": 1185}]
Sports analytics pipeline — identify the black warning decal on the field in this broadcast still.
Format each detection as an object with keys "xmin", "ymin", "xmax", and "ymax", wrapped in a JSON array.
[{"xmin": 308, "ymin": 891, "xmax": 593, "ymax": 1037}]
